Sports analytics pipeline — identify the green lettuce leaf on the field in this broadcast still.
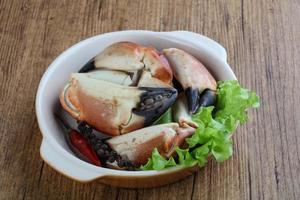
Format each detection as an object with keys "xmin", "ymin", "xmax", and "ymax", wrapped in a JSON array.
[
  {"xmin": 192, "ymin": 143, "xmax": 210, "ymax": 167},
  {"xmin": 140, "ymin": 80, "xmax": 260, "ymax": 170},
  {"xmin": 154, "ymin": 108, "xmax": 173, "ymax": 125},
  {"xmin": 215, "ymin": 80, "xmax": 260, "ymax": 124},
  {"xmin": 140, "ymin": 148, "xmax": 176, "ymax": 170},
  {"xmin": 176, "ymin": 148, "xmax": 198, "ymax": 167}
]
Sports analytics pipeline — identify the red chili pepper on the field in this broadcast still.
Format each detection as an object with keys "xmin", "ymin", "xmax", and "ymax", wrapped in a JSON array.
[{"xmin": 69, "ymin": 130, "xmax": 101, "ymax": 166}]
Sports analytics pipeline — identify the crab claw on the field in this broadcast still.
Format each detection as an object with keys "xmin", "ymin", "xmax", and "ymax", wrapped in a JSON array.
[
  {"xmin": 106, "ymin": 123, "xmax": 195, "ymax": 166},
  {"xmin": 163, "ymin": 48, "xmax": 217, "ymax": 113},
  {"xmin": 60, "ymin": 73, "xmax": 177, "ymax": 136},
  {"xmin": 79, "ymin": 42, "xmax": 173, "ymax": 85}
]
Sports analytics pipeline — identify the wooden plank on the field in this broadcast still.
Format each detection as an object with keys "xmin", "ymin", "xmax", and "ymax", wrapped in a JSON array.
[{"xmin": 0, "ymin": 0, "xmax": 299, "ymax": 199}]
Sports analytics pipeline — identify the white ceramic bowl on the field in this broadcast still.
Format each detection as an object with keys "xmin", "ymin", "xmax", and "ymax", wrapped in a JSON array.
[{"xmin": 36, "ymin": 30, "xmax": 237, "ymax": 188}]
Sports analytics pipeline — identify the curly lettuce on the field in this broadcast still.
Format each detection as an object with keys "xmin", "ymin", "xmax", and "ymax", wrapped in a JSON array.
[{"xmin": 140, "ymin": 80, "xmax": 260, "ymax": 170}]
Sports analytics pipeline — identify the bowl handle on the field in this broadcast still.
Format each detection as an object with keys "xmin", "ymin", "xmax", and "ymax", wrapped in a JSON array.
[
  {"xmin": 160, "ymin": 31, "xmax": 228, "ymax": 62},
  {"xmin": 40, "ymin": 139, "xmax": 105, "ymax": 182}
]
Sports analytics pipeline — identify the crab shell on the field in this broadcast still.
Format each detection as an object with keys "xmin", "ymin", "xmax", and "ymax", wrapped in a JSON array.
[{"xmin": 106, "ymin": 123, "xmax": 195, "ymax": 166}]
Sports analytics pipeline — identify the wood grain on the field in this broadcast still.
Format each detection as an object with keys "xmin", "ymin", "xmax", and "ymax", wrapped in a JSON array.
[{"xmin": 0, "ymin": 0, "xmax": 299, "ymax": 199}]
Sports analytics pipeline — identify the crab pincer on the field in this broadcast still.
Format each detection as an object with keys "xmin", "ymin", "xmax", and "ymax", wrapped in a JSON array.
[
  {"xmin": 60, "ymin": 73, "xmax": 177, "ymax": 136},
  {"xmin": 78, "ymin": 42, "xmax": 173, "ymax": 85},
  {"xmin": 106, "ymin": 123, "xmax": 195, "ymax": 166},
  {"xmin": 163, "ymin": 48, "xmax": 217, "ymax": 114}
]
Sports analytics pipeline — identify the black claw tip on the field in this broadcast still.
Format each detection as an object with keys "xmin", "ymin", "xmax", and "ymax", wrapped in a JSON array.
[
  {"xmin": 133, "ymin": 87, "xmax": 178, "ymax": 126},
  {"xmin": 172, "ymin": 78, "xmax": 183, "ymax": 93},
  {"xmin": 185, "ymin": 87, "xmax": 200, "ymax": 114},
  {"xmin": 198, "ymin": 89, "xmax": 216, "ymax": 107},
  {"xmin": 78, "ymin": 60, "xmax": 96, "ymax": 73}
]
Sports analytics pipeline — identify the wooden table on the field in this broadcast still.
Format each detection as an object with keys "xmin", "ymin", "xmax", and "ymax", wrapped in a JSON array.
[{"xmin": 1, "ymin": 0, "xmax": 299, "ymax": 199}]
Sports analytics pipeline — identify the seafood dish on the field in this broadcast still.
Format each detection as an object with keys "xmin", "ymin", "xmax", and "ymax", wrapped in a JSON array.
[{"xmin": 58, "ymin": 42, "xmax": 259, "ymax": 170}]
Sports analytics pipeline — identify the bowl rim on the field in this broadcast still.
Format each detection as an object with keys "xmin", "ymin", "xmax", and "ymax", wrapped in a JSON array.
[{"xmin": 36, "ymin": 30, "xmax": 237, "ymax": 180}]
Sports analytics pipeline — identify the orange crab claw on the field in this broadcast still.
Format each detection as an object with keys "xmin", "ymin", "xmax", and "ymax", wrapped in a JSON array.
[
  {"xmin": 106, "ymin": 123, "xmax": 195, "ymax": 166},
  {"xmin": 60, "ymin": 73, "xmax": 177, "ymax": 136},
  {"xmin": 79, "ymin": 42, "xmax": 173, "ymax": 85},
  {"xmin": 163, "ymin": 48, "xmax": 217, "ymax": 114}
]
